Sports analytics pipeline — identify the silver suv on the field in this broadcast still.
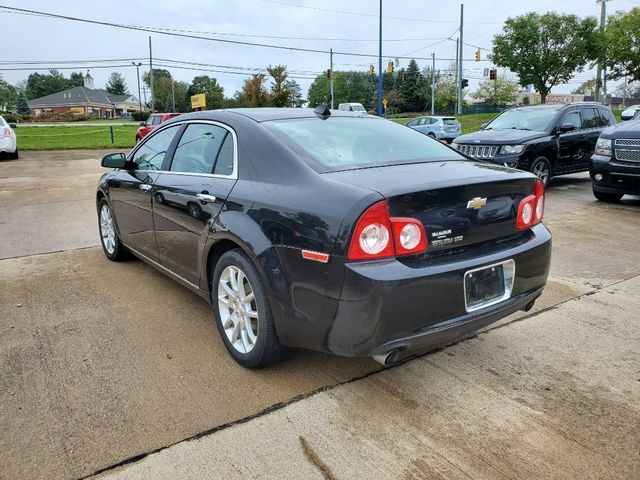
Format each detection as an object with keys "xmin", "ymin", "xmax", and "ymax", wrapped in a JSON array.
[{"xmin": 406, "ymin": 116, "xmax": 461, "ymax": 143}]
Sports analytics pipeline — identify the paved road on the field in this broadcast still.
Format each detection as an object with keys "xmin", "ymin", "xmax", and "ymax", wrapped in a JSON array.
[{"xmin": 0, "ymin": 151, "xmax": 639, "ymax": 479}]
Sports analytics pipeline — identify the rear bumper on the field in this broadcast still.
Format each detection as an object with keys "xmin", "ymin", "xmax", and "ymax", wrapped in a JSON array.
[
  {"xmin": 327, "ymin": 223, "xmax": 551, "ymax": 357},
  {"xmin": 591, "ymin": 155, "xmax": 640, "ymax": 195},
  {"xmin": 0, "ymin": 137, "xmax": 16, "ymax": 153}
]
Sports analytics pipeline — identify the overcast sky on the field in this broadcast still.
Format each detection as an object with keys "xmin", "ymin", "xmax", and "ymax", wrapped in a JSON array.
[{"xmin": 1, "ymin": 0, "xmax": 637, "ymax": 101}]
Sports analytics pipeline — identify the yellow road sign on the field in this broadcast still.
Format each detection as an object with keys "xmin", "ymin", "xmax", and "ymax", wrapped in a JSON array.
[
  {"xmin": 191, "ymin": 93, "xmax": 206, "ymax": 110},
  {"xmin": 382, "ymin": 98, "xmax": 388, "ymax": 107}
]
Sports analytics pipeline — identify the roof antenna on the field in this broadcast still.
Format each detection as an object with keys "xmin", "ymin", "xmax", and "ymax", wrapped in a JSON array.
[{"xmin": 314, "ymin": 103, "xmax": 331, "ymax": 120}]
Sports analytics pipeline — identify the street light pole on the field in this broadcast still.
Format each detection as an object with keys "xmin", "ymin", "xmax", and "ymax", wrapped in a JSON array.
[
  {"xmin": 132, "ymin": 62, "xmax": 143, "ymax": 112},
  {"xmin": 149, "ymin": 35, "xmax": 154, "ymax": 113},
  {"xmin": 377, "ymin": 0, "xmax": 383, "ymax": 116},
  {"xmin": 431, "ymin": 53, "xmax": 436, "ymax": 115}
]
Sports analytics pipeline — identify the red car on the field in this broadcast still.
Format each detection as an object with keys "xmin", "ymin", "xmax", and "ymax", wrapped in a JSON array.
[{"xmin": 135, "ymin": 113, "xmax": 181, "ymax": 142}]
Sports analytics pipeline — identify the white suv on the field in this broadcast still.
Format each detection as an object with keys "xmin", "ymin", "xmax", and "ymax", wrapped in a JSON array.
[{"xmin": 0, "ymin": 115, "xmax": 18, "ymax": 159}]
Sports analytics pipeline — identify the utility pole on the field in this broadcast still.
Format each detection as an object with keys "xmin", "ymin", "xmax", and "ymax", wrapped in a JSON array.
[
  {"xmin": 142, "ymin": 85, "xmax": 148, "ymax": 105},
  {"xmin": 377, "ymin": 0, "xmax": 383, "ymax": 116},
  {"xmin": 455, "ymin": 37, "xmax": 459, "ymax": 114},
  {"xmin": 457, "ymin": 4, "xmax": 464, "ymax": 115},
  {"xmin": 171, "ymin": 77, "xmax": 176, "ymax": 112},
  {"xmin": 431, "ymin": 53, "xmax": 436, "ymax": 115},
  {"xmin": 132, "ymin": 62, "xmax": 143, "ymax": 112},
  {"xmin": 149, "ymin": 36, "xmax": 154, "ymax": 113},
  {"xmin": 329, "ymin": 48, "xmax": 334, "ymax": 110},
  {"xmin": 595, "ymin": 0, "xmax": 606, "ymax": 102}
]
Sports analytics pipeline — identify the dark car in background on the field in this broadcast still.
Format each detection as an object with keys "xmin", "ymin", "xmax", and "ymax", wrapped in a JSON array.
[
  {"xmin": 97, "ymin": 108, "xmax": 551, "ymax": 368},
  {"xmin": 591, "ymin": 114, "xmax": 640, "ymax": 202},
  {"xmin": 135, "ymin": 112, "xmax": 181, "ymax": 141},
  {"xmin": 452, "ymin": 103, "xmax": 616, "ymax": 186},
  {"xmin": 406, "ymin": 115, "xmax": 461, "ymax": 143}
]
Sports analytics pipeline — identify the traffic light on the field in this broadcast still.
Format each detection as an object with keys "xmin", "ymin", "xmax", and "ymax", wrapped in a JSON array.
[
  {"xmin": 326, "ymin": 68, "xmax": 332, "ymax": 79},
  {"xmin": 461, "ymin": 78, "xmax": 469, "ymax": 89},
  {"xmin": 489, "ymin": 69, "xmax": 497, "ymax": 80},
  {"xmin": 368, "ymin": 64, "xmax": 374, "ymax": 76},
  {"xmin": 386, "ymin": 61, "xmax": 394, "ymax": 74},
  {"xmin": 475, "ymin": 49, "xmax": 481, "ymax": 61}
]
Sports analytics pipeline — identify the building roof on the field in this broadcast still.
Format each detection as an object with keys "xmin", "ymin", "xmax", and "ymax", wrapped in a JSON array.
[{"xmin": 28, "ymin": 86, "xmax": 138, "ymax": 107}]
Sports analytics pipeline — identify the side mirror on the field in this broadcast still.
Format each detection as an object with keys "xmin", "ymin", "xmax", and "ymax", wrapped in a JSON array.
[
  {"xmin": 621, "ymin": 112, "xmax": 635, "ymax": 121},
  {"xmin": 139, "ymin": 122, "xmax": 145, "ymax": 126},
  {"xmin": 101, "ymin": 152, "xmax": 127, "ymax": 169},
  {"xmin": 8, "ymin": 123, "xmax": 16, "ymax": 129},
  {"xmin": 558, "ymin": 123, "xmax": 576, "ymax": 134},
  {"xmin": 480, "ymin": 123, "xmax": 488, "ymax": 130}
]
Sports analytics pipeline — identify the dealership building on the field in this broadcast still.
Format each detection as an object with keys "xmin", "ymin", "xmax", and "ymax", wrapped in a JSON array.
[{"xmin": 28, "ymin": 71, "xmax": 141, "ymax": 117}]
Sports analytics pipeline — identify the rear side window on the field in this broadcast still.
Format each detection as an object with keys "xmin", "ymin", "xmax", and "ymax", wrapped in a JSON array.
[
  {"xmin": 264, "ymin": 117, "xmax": 462, "ymax": 172},
  {"xmin": 599, "ymin": 108, "xmax": 615, "ymax": 126},
  {"xmin": 171, "ymin": 123, "xmax": 229, "ymax": 174},
  {"xmin": 213, "ymin": 133, "xmax": 234, "ymax": 176},
  {"xmin": 582, "ymin": 108, "xmax": 599, "ymax": 129},
  {"xmin": 442, "ymin": 118, "xmax": 458, "ymax": 125},
  {"xmin": 131, "ymin": 125, "xmax": 181, "ymax": 170}
]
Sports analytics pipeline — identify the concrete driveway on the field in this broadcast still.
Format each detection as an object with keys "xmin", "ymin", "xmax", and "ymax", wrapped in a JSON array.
[{"xmin": 1, "ymin": 151, "xmax": 639, "ymax": 479}]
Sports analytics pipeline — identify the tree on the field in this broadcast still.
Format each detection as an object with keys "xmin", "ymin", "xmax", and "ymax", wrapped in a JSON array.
[
  {"xmin": 472, "ymin": 77, "xmax": 520, "ymax": 104},
  {"xmin": 307, "ymin": 71, "xmax": 373, "ymax": 108},
  {"xmin": 105, "ymin": 72, "xmax": 129, "ymax": 95},
  {"xmin": 286, "ymin": 79, "xmax": 305, "ymax": 107},
  {"xmin": 68, "ymin": 72, "xmax": 85, "ymax": 88},
  {"xmin": 143, "ymin": 69, "xmax": 173, "ymax": 111},
  {"xmin": 614, "ymin": 80, "xmax": 640, "ymax": 100},
  {"xmin": 25, "ymin": 70, "xmax": 71, "ymax": 99},
  {"xmin": 491, "ymin": 12, "xmax": 599, "ymax": 103},
  {"xmin": 571, "ymin": 79, "xmax": 599, "ymax": 96},
  {"xmin": 605, "ymin": 8, "xmax": 640, "ymax": 82},
  {"xmin": 398, "ymin": 60, "xmax": 425, "ymax": 113},
  {"xmin": 0, "ymin": 75, "xmax": 17, "ymax": 111},
  {"xmin": 187, "ymin": 75, "xmax": 224, "ymax": 110},
  {"xmin": 267, "ymin": 65, "xmax": 291, "ymax": 107},
  {"xmin": 241, "ymin": 74, "xmax": 269, "ymax": 107},
  {"xmin": 16, "ymin": 90, "xmax": 30, "ymax": 114}
]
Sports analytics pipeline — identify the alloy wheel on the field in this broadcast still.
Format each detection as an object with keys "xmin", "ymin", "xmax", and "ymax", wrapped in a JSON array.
[
  {"xmin": 217, "ymin": 265, "xmax": 259, "ymax": 354},
  {"xmin": 532, "ymin": 161, "xmax": 550, "ymax": 185},
  {"xmin": 100, "ymin": 204, "xmax": 116, "ymax": 254}
]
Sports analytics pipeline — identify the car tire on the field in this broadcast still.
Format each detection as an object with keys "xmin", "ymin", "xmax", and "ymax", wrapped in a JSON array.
[
  {"xmin": 97, "ymin": 198, "xmax": 127, "ymax": 261},
  {"xmin": 530, "ymin": 157, "xmax": 552, "ymax": 187},
  {"xmin": 11, "ymin": 148, "xmax": 19, "ymax": 160},
  {"xmin": 592, "ymin": 186, "xmax": 623, "ymax": 203},
  {"xmin": 212, "ymin": 249, "xmax": 287, "ymax": 368},
  {"xmin": 154, "ymin": 192, "xmax": 165, "ymax": 204}
]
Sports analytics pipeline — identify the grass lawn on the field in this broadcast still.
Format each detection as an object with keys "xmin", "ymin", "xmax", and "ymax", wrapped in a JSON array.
[
  {"xmin": 390, "ymin": 113, "xmax": 499, "ymax": 135},
  {"xmin": 15, "ymin": 125, "xmax": 138, "ymax": 150}
]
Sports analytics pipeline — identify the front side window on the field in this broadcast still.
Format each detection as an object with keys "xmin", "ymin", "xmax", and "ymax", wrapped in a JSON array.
[
  {"xmin": 171, "ymin": 123, "xmax": 233, "ymax": 175},
  {"xmin": 131, "ymin": 125, "xmax": 180, "ymax": 170},
  {"xmin": 562, "ymin": 111, "xmax": 582, "ymax": 130},
  {"xmin": 264, "ymin": 117, "xmax": 462, "ymax": 173}
]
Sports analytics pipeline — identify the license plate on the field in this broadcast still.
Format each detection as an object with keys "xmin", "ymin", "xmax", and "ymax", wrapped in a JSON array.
[{"xmin": 464, "ymin": 260, "xmax": 515, "ymax": 312}]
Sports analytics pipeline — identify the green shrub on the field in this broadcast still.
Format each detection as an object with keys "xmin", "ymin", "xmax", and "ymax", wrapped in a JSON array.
[{"xmin": 132, "ymin": 111, "xmax": 150, "ymax": 121}]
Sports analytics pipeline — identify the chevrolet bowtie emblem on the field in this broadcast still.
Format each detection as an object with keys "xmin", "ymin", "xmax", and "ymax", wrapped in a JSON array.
[{"xmin": 467, "ymin": 197, "xmax": 487, "ymax": 210}]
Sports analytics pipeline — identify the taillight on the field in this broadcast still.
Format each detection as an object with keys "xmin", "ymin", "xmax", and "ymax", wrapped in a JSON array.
[
  {"xmin": 3, "ymin": 128, "xmax": 10, "ymax": 138},
  {"xmin": 347, "ymin": 201, "xmax": 427, "ymax": 261},
  {"xmin": 516, "ymin": 179, "xmax": 544, "ymax": 230}
]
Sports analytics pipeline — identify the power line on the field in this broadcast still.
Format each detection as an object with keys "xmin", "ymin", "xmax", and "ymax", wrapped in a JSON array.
[{"xmin": 258, "ymin": 0, "xmax": 502, "ymax": 24}]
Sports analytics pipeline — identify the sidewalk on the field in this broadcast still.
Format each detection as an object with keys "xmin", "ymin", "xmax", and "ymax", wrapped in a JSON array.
[{"xmin": 101, "ymin": 275, "xmax": 640, "ymax": 480}]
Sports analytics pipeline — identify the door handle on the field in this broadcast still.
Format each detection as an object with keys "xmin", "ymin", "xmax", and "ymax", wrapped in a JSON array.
[
  {"xmin": 196, "ymin": 193, "xmax": 217, "ymax": 203},
  {"xmin": 139, "ymin": 184, "xmax": 152, "ymax": 192}
]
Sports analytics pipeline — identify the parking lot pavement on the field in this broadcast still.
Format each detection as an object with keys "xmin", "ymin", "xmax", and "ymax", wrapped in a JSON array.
[
  {"xmin": 103, "ymin": 274, "xmax": 640, "ymax": 480},
  {"xmin": 1, "ymin": 151, "xmax": 639, "ymax": 479}
]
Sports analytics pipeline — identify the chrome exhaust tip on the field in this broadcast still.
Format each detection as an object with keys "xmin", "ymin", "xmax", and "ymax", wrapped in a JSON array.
[{"xmin": 372, "ymin": 349, "xmax": 401, "ymax": 366}]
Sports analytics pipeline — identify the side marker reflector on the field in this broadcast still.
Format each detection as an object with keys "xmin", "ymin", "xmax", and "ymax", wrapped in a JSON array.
[{"xmin": 302, "ymin": 250, "xmax": 329, "ymax": 263}]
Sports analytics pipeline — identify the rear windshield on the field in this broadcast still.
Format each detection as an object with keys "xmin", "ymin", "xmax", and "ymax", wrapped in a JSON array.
[
  {"xmin": 486, "ymin": 107, "xmax": 560, "ymax": 132},
  {"xmin": 442, "ymin": 118, "xmax": 458, "ymax": 125},
  {"xmin": 264, "ymin": 117, "xmax": 463, "ymax": 172}
]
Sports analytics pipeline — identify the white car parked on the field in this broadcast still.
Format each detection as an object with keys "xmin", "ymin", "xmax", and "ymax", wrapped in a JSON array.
[
  {"xmin": 620, "ymin": 105, "xmax": 640, "ymax": 121},
  {"xmin": 0, "ymin": 115, "xmax": 18, "ymax": 159}
]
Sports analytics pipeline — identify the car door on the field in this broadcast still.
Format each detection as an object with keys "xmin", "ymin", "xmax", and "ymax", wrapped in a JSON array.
[
  {"xmin": 557, "ymin": 109, "xmax": 584, "ymax": 173},
  {"xmin": 579, "ymin": 107, "xmax": 603, "ymax": 169},
  {"xmin": 108, "ymin": 124, "xmax": 181, "ymax": 261},
  {"xmin": 152, "ymin": 121, "xmax": 238, "ymax": 285}
]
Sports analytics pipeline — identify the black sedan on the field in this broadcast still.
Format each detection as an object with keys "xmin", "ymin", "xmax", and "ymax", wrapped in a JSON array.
[{"xmin": 97, "ymin": 107, "xmax": 551, "ymax": 368}]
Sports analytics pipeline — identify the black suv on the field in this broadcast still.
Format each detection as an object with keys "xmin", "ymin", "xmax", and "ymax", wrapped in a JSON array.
[
  {"xmin": 452, "ymin": 103, "xmax": 616, "ymax": 186},
  {"xmin": 590, "ymin": 112, "xmax": 640, "ymax": 202}
]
